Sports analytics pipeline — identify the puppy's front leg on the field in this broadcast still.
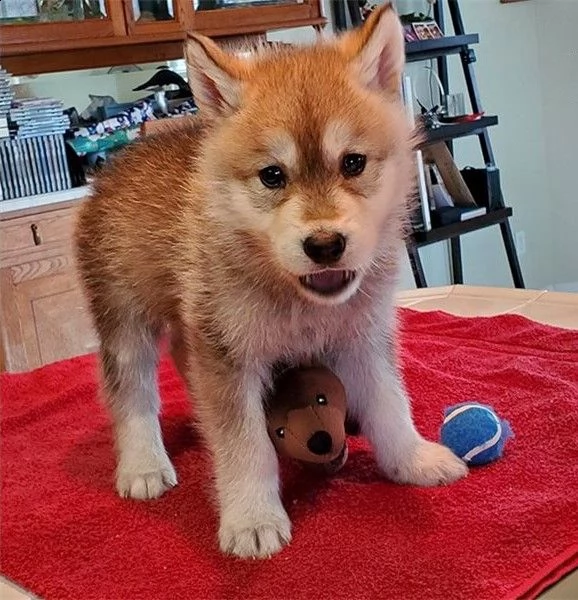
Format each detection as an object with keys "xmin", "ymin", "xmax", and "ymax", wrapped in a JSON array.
[
  {"xmin": 193, "ymin": 361, "xmax": 290, "ymax": 559},
  {"xmin": 334, "ymin": 335, "xmax": 468, "ymax": 486}
]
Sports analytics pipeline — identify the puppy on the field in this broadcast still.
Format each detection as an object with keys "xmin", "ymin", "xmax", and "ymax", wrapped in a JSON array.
[{"xmin": 75, "ymin": 3, "xmax": 467, "ymax": 559}]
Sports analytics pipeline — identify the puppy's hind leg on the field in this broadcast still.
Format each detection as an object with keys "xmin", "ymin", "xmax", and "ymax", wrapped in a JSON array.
[{"xmin": 100, "ymin": 320, "xmax": 177, "ymax": 500}]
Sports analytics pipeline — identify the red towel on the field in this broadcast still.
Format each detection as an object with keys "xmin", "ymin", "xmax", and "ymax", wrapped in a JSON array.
[{"xmin": 1, "ymin": 309, "xmax": 577, "ymax": 600}]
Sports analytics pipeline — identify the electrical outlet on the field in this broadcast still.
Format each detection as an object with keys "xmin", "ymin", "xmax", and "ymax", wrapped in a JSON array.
[{"xmin": 515, "ymin": 231, "xmax": 526, "ymax": 257}]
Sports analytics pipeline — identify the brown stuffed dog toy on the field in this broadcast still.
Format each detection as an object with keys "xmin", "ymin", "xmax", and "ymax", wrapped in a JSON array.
[{"xmin": 266, "ymin": 366, "xmax": 349, "ymax": 473}]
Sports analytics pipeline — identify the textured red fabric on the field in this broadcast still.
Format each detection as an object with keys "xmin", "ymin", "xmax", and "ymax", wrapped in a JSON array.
[{"xmin": 1, "ymin": 309, "xmax": 577, "ymax": 600}]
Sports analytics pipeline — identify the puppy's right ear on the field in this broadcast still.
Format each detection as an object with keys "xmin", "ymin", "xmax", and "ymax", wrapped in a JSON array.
[
  {"xmin": 185, "ymin": 34, "xmax": 249, "ymax": 120},
  {"xmin": 337, "ymin": 2, "xmax": 405, "ymax": 98}
]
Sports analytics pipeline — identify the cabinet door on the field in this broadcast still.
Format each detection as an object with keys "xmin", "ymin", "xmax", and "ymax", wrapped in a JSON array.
[
  {"xmin": 192, "ymin": 0, "xmax": 323, "ymax": 36},
  {"xmin": 124, "ymin": 0, "xmax": 192, "ymax": 37},
  {"xmin": 0, "ymin": 246, "xmax": 99, "ymax": 372},
  {"xmin": 0, "ymin": 0, "xmax": 126, "ymax": 47}
]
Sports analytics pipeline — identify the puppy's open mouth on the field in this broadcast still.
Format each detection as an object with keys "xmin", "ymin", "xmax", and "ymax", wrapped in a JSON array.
[{"xmin": 299, "ymin": 270, "xmax": 356, "ymax": 296}]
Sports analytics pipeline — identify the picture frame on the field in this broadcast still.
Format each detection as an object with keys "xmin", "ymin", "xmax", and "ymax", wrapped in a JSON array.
[
  {"xmin": 412, "ymin": 20, "xmax": 444, "ymax": 41},
  {"xmin": 403, "ymin": 24, "xmax": 419, "ymax": 42}
]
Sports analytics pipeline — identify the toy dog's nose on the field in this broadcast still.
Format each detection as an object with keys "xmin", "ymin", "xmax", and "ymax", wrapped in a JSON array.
[{"xmin": 307, "ymin": 430, "xmax": 333, "ymax": 455}]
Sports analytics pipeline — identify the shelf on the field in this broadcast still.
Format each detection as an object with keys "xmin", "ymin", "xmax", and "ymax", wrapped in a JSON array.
[
  {"xmin": 410, "ymin": 207, "xmax": 513, "ymax": 246},
  {"xmin": 405, "ymin": 34, "xmax": 479, "ymax": 63},
  {"xmin": 421, "ymin": 116, "xmax": 498, "ymax": 146}
]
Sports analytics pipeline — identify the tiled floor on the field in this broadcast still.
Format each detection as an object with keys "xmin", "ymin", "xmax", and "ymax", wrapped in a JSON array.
[
  {"xmin": 2, "ymin": 285, "xmax": 576, "ymax": 599},
  {"xmin": 396, "ymin": 285, "xmax": 578, "ymax": 330},
  {"xmin": 0, "ymin": 577, "xmax": 35, "ymax": 600}
]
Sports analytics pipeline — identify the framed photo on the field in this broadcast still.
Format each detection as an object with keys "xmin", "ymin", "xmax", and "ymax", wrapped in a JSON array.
[
  {"xmin": 403, "ymin": 24, "xmax": 419, "ymax": 42},
  {"xmin": 412, "ymin": 21, "xmax": 444, "ymax": 41}
]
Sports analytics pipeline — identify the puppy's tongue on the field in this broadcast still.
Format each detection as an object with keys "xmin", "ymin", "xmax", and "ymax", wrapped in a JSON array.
[{"xmin": 301, "ymin": 270, "xmax": 352, "ymax": 295}]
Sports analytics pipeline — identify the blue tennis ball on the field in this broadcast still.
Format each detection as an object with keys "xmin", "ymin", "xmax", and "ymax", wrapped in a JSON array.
[{"xmin": 440, "ymin": 402, "xmax": 513, "ymax": 465}]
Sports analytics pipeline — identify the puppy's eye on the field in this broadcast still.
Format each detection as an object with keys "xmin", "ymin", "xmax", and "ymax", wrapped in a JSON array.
[
  {"xmin": 316, "ymin": 395, "xmax": 327, "ymax": 405},
  {"xmin": 259, "ymin": 165, "xmax": 286, "ymax": 189},
  {"xmin": 275, "ymin": 427, "xmax": 285, "ymax": 439},
  {"xmin": 341, "ymin": 153, "xmax": 366, "ymax": 177}
]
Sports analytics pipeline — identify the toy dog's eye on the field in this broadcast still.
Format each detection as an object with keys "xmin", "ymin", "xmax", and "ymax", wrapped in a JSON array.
[
  {"xmin": 316, "ymin": 395, "xmax": 327, "ymax": 405},
  {"xmin": 275, "ymin": 427, "xmax": 285, "ymax": 439}
]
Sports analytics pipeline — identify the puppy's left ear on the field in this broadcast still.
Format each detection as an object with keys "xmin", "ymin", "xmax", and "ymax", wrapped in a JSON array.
[{"xmin": 338, "ymin": 2, "xmax": 405, "ymax": 97}]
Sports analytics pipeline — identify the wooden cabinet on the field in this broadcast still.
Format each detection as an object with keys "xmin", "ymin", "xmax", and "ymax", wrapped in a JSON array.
[
  {"xmin": 0, "ymin": 0, "xmax": 325, "ymax": 76},
  {"xmin": 124, "ymin": 0, "xmax": 191, "ymax": 38},
  {"xmin": 0, "ymin": 1, "xmax": 127, "ymax": 46},
  {"xmin": 0, "ymin": 201, "xmax": 98, "ymax": 373},
  {"xmin": 193, "ymin": 0, "xmax": 324, "ymax": 38}
]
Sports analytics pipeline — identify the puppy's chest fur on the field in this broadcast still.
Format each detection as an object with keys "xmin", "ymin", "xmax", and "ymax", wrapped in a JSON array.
[{"xmin": 188, "ymin": 265, "xmax": 386, "ymax": 369}]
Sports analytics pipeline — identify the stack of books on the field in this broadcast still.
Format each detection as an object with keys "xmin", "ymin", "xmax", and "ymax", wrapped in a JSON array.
[{"xmin": 0, "ymin": 77, "xmax": 72, "ymax": 201}]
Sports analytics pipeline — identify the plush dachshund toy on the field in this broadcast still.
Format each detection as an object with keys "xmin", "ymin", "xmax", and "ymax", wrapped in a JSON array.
[{"xmin": 266, "ymin": 366, "xmax": 349, "ymax": 473}]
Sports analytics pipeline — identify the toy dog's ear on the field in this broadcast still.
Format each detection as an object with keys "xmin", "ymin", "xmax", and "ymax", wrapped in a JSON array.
[{"xmin": 345, "ymin": 416, "xmax": 361, "ymax": 436}]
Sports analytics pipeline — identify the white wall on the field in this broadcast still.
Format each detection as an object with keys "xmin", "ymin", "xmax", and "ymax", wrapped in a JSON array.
[
  {"xmin": 394, "ymin": 0, "xmax": 554, "ymax": 290},
  {"xmin": 430, "ymin": 0, "xmax": 577, "ymax": 292},
  {"xmin": 534, "ymin": 0, "xmax": 578, "ymax": 292}
]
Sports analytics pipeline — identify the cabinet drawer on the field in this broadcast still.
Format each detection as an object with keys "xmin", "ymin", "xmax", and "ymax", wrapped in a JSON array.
[
  {"xmin": 1, "ymin": 207, "xmax": 77, "ymax": 257},
  {"xmin": 0, "ymin": 249, "xmax": 98, "ymax": 372}
]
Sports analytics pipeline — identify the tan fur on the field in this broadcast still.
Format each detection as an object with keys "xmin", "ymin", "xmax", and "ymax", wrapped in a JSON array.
[{"xmin": 75, "ymin": 3, "xmax": 467, "ymax": 559}]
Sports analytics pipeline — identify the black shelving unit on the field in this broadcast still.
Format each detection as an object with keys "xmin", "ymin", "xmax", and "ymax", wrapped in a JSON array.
[
  {"xmin": 412, "ymin": 207, "xmax": 512, "ymax": 245},
  {"xmin": 405, "ymin": 33, "xmax": 479, "ymax": 63},
  {"xmin": 422, "ymin": 115, "xmax": 498, "ymax": 145},
  {"xmin": 405, "ymin": 0, "xmax": 525, "ymax": 289}
]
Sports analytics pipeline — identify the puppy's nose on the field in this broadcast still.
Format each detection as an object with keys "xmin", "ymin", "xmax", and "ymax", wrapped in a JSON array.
[
  {"xmin": 303, "ymin": 232, "xmax": 346, "ymax": 265},
  {"xmin": 307, "ymin": 430, "xmax": 333, "ymax": 455}
]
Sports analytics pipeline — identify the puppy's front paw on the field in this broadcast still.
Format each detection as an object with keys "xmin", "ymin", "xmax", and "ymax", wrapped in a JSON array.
[
  {"xmin": 390, "ymin": 440, "xmax": 468, "ymax": 487},
  {"xmin": 116, "ymin": 455, "xmax": 177, "ymax": 500},
  {"xmin": 219, "ymin": 507, "xmax": 292, "ymax": 559}
]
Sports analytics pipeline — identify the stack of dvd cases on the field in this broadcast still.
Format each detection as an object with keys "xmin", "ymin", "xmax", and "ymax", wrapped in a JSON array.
[
  {"xmin": 0, "ymin": 73, "xmax": 72, "ymax": 201},
  {"xmin": 0, "ymin": 69, "xmax": 13, "ymax": 121},
  {"xmin": 0, "ymin": 68, "xmax": 14, "ymax": 200},
  {"xmin": 10, "ymin": 97, "xmax": 70, "ymax": 138}
]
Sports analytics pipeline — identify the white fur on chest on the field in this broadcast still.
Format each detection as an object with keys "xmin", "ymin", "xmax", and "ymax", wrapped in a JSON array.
[{"xmin": 213, "ymin": 276, "xmax": 393, "ymax": 369}]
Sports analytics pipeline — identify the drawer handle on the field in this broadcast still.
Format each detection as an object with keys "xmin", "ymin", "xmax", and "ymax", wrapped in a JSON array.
[{"xmin": 31, "ymin": 223, "xmax": 42, "ymax": 246}]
